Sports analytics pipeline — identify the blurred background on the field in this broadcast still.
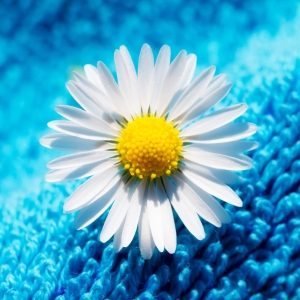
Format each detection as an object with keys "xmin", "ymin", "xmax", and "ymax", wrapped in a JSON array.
[{"xmin": 1, "ymin": 0, "xmax": 300, "ymax": 299}]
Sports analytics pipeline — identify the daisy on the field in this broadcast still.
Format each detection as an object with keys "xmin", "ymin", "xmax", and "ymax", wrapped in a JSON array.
[{"xmin": 40, "ymin": 44, "xmax": 257, "ymax": 259}]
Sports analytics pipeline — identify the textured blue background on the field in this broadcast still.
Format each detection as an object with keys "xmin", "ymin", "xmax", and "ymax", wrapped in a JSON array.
[{"xmin": 1, "ymin": 0, "xmax": 300, "ymax": 299}]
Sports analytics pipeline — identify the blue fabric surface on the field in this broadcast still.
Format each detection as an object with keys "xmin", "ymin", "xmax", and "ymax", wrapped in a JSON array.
[{"xmin": 1, "ymin": 0, "xmax": 300, "ymax": 299}]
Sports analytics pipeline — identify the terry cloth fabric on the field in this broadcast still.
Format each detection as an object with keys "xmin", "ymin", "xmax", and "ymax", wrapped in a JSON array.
[{"xmin": 1, "ymin": 1, "xmax": 300, "ymax": 299}]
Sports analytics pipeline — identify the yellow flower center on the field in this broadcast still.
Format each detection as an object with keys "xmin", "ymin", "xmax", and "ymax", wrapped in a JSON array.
[{"xmin": 116, "ymin": 115, "xmax": 183, "ymax": 179}]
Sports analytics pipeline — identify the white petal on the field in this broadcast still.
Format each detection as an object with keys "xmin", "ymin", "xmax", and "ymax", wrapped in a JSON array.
[
  {"xmin": 67, "ymin": 76, "xmax": 123, "ymax": 128},
  {"xmin": 156, "ymin": 50, "xmax": 187, "ymax": 117},
  {"xmin": 185, "ymin": 140, "xmax": 259, "ymax": 155},
  {"xmin": 45, "ymin": 158, "xmax": 118, "ymax": 182},
  {"xmin": 168, "ymin": 66, "xmax": 215, "ymax": 121},
  {"xmin": 149, "ymin": 45, "xmax": 170, "ymax": 113},
  {"xmin": 63, "ymin": 167, "xmax": 120, "ymax": 213},
  {"xmin": 173, "ymin": 173, "xmax": 221, "ymax": 227},
  {"xmin": 161, "ymin": 54, "xmax": 197, "ymax": 117},
  {"xmin": 97, "ymin": 62, "xmax": 132, "ymax": 121},
  {"xmin": 183, "ymin": 177, "xmax": 231, "ymax": 224},
  {"xmin": 138, "ymin": 44, "xmax": 155, "ymax": 114},
  {"xmin": 48, "ymin": 120, "xmax": 113, "ymax": 141},
  {"xmin": 163, "ymin": 177, "xmax": 205, "ymax": 240},
  {"xmin": 238, "ymin": 153, "xmax": 254, "ymax": 164},
  {"xmin": 122, "ymin": 180, "xmax": 147, "ymax": 247},
  {"xmin": 182, "ymin": 123, "xmax": 257, "ymax": 144},
  {"xmin": 39, "ymin": 133, "xmax": 102, "ymax": 152},
  {"xmin": 164, "ymin": 54, "xmax": 198, "ymax": 115},
  {"xmin": 66, "ymin": 80, "xmax": 104, "ymax": 119},
  {"xmin": 173, "ymin": 73, "xmax": 227, "ymax": 127},
  {"xmin": 55, "ymin": 105, "xmax": 119, "ymax": 137},
  {"xmin": 84, "ymin": 64, "xmax": 106, "ymax": 93},
  {"xmin": 156, "ymin": 180, "xmax": 176, "ymax": 254},
  {"xmin": 185, "ymin": 162, "xmax": 243, "ymax": 185},
  {"xmin": 179, "ymin": 54, "xmax": 197, "ymax": 89},
  {"xmin": 183, "ymin": 151, "xmax": 252, "ymax": 170},
  {"xmin": 138, "ymin": 187, "xmax": 155, "ymax": 260},
  {"xmin": 119, "ymin": 46, "xmax": 140, "ymax": 111},
  {"xmin": 165, "ymin": 54, "xmax": 195, "ymax": 117},
  {"xmin": 71, "ymin": 73, "xmax": 121, "ymax": 123},
  {"xmin": 201, "ymin": 74, "xmax": 227, "ymax": 98},
  {"xmin": 147, "ymin": 181, "xmax": 164, "ymax": 252},
  {"xmin": 178, "ymin": 82, "xmax": 232, "ymax": 127},
  {"xmin": 182, "ymin": 103, "xmax": 248, "ymax": 136},
  {"xmin": 114, "ymin": 50, "xmax": 139, "ymax": 116},
  {"xmin": 113, "ymin": 218, "xmax": 125, "ymax": 253},
  {"xmin": 47, "ymin": 149, "xmax": 115, "ymax": 169},
  {"xmin": 209, "ymin": 170, "xmax": 243, "ymax": 185},
  {"xmin": 100, "ymin": 178, "xmax": 137, "ymax": 243},
  {"xmin": 182, "ymin": 165, "xmax": 243, "ymax": 207},
  {"xmin": 73, "ymin": 176, "xmax": 127, "ymax": 230}
]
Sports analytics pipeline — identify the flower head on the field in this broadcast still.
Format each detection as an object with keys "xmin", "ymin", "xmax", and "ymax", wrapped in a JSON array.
[{"xmin": 40, "ymin": 44, "xmax": 257, "ymax": 259}]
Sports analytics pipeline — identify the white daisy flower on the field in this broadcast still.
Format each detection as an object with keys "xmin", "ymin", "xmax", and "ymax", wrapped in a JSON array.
[{"xmin": 40, "ymin": 44, "xmax": 258, "ymax": 259}]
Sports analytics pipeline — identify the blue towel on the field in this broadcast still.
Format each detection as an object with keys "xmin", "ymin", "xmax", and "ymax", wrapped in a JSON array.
[{"xmin": 1, "ymin": 1, "xmax": 300, "ymax": 299}]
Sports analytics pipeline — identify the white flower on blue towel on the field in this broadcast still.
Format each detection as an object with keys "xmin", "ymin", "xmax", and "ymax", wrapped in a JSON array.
[{"xmin": 40, "ymin": 44, "xmax": 257, "ymax": 259}]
